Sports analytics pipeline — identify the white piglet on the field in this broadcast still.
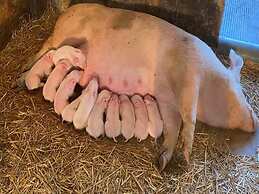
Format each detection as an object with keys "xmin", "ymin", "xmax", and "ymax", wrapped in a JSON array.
[
  {"xmin": 25, "ymin": 50, "xmax": 55, "ymax": 90},
  {"xmin": 54, "ymin": 70, "xmax": 82, "ymax": 115},
  {"xmin": 105, "ymin": 94, "xmax": 121, "ymax": 142},
  {"xmin": 73, "ymin": 78, "xmax": 98, "ymax": 129},
  {"xmin": 119, "ymin": 94, "xmax": 136, "ymax": 142},
  {"xmin": 43, "ymin": 59, "xmax": 72, "ymax": 102},
  {"xmin": 131, "ymin": 95, "xmax": 149, "ymax": 142},
  {"xmin": 144, "ymin": 95, "xmax": 163, "ymax": 139},
  {"xmin": 86, "ymin": 89, "xmax": 112, "ymax": 138},
  {"xmin": 53, "ymin": 45, "xmax": 86, "ymax": 68}
]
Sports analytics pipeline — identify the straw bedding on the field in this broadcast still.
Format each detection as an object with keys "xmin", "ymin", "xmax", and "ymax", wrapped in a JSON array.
[{"xmin": 0, "ymin": 8, "xmax": 258, "ymax": 194}]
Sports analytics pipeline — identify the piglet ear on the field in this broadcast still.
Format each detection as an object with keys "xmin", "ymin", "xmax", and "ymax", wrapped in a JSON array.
[{"xmin": 229, "ymin": 49, "xmax": 244, "ymax": 82}]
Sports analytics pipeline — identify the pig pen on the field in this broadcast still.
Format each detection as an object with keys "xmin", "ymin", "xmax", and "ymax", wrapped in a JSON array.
[{"xmin": 0, "ymin": 6, "xmax": 259, "ymax": 194}]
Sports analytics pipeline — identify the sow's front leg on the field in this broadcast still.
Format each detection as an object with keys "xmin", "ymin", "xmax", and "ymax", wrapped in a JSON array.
[{"xmin": 156, "ymin": 93, "xmax": 182, "ymax": 171}]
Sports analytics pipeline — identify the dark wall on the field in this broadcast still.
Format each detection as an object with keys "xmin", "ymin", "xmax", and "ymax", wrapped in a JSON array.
[
  {"xmin": 0, "ymin": 0, "xmax": 224, "ymax": 50},
  {"xmin": 0, "ymin": 0, "xmax": 48, "ymax": 50},
  {"xmin": 70, "ymin": 0, "xmax": 224, "ymax": 47}
]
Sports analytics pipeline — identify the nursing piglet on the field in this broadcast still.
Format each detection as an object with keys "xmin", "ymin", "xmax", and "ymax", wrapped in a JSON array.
[
  {"xmin": 72, "ymin": 78, "xmax": 98, "ymax": 129},
  {"xmin": 105, "ymin": 94, "xmax": 121, "ymax": 142},
  {"xmin": 25, "ymin": 50, "xmax": 55, "ymax": 90},
  {"xmin": 131, "ymin": 95, "xmax": 149, "ymax": 142},
  {"xmin": 25, "ymin": 45, "xmax": 85, "ymax": 93},
  {"xmin": 54, "ymin": 70, "xmax": 82, "ymax": 114},
  {"xmin": 86, "ymin": 89, "xmax": 112, "ymax": 138},
  {"xmin": 119, "ymin": 94, "xmax": 135, "ymax": 142}
]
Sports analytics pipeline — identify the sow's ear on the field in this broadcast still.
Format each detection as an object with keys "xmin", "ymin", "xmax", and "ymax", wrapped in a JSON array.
[{"xmin": 229, "ymin": 49, "xmax": 244, "ymax": 82}]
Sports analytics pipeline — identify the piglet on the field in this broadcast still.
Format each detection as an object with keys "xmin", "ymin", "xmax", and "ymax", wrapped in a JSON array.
[
  {"xmin": 73, "ymin": 78, "xmax": 98, "ymax": 129},
  {"xmin": 119, "ymin": 94, "xmax": 135, "ymax": 142},
  {"xmin": 105, "ymin": 94, "xmax": 121, "ymax": 142},
  {"xmin": 53, "ymin": 45, "xmax": 86, "ymax": 68},
  {"xmin": 43, "ymin": 59, "xmax": 72, "ymax": 102},
  {"xmin": 54, "ymin": 70, "xmax": 82, "ymax": 114},
  {"xmin": 86, "ymin": 89, "xmax": 112, "ymax": 138},
  {"xmin": 144, "ymin": 95, "xmax": 163, "ymax": 139},
  {"xmin": 61, "ymin": 96, "xmax": 81, "ymax": 123},
  {"xmin": 25, "ymin": 50, "xmax": 55, "ymax": 90},
  {"xmin": 131, "ymin": 95, "xmax": 149, "ymax": 142}
]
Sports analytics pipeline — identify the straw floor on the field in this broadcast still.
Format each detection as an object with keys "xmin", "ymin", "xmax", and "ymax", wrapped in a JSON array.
[{"xmin": 0, "ymin": 8, "xmax": 258, "ymax": 194}]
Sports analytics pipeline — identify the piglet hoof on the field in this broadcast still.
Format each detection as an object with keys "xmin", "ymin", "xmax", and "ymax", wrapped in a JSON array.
[{"xmin": 113, "ymin": 137, "xmax": 118, "ymax": 143}]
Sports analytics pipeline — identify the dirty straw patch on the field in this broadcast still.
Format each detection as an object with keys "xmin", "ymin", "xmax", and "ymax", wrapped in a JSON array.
[{"xmin": 0, "ymin": 9, "xmax": 258, "ymax": 194}]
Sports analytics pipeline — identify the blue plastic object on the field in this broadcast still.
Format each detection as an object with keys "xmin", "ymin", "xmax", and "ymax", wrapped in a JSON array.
[{"xmin": 219, "ymin": 0, "xmax": 259, "ymax": 61}]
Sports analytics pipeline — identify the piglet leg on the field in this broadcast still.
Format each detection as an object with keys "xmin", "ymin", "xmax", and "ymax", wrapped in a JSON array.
[
  {"xmin": 43, "ymin": 59, "xmax": 72, "ymax": 102},
  {"xmin": 119, "ymin": 94, "xmax": 135, "ymax": 142},
  {"xmin": 104, "ymin": 94, "xmax": 121, "ymax": 142},
  {"xmin": 86, "ymin": 90, "xmax": 112, "ymax": 138},
  {"xmin": 73, "ymin": 78, "xmax": 98, "ymax": 129},
  {"xmin": 131, "ymin": 95, "xmax": 149, "ymax": 142},
  {"xmin": 144, "ymin": 95, "xmax": 163, "ymax": 140},
  {"xmin": 25, "ymin": 50, "xmax": 55, "ymax": 90},
  {"xmin": 54, "ymin": 70, "xmax": 82, "ymax": 114}
]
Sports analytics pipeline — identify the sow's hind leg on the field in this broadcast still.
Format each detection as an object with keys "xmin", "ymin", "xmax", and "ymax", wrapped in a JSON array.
[{"xmin": 178, "ymin": 72, "xmax": 200, "ymax": 164}]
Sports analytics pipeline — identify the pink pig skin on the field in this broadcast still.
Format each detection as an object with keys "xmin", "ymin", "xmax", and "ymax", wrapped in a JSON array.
[
  {"xmin": 119, "ymin": 94, "xmax": 135, "ymax": 142},
  {"xmin": 61, "ymin": 96, "xmax": 81, "ymax": 123},
  {"xmin": 73, "ymin": 78, "xmax": 98, "ymax": 129},
  {"xmin": 43, "ymin": 59, "xmax": 72, "ymax": 102},
  {"xmin": 25, "ymin": 50, "xmax": 55, "ymax": 90},
  {"xmin": 24, "ymin": 4, "xmax": 259, "ymax": 170},
  {"xmin": 104, "ymin": 94, "xmax": 121, "ymax": 142},
  {"xmin": 53, "ymin": 45, "xmax": 86, "ymax": 68},
  {"xmin": 54, "ymin": 70, "xmax": 82, "ymax": 115},
  {"xmin": 86, "ymin": 89, "xmax": 112, "ymax": 138},
  {"xmin": 131, "ymin": 95, "xmax": 149, "ymax": 142},
  {"xmin": 144, "ymin": 95, "xmax": 163, "ymax": 139}
]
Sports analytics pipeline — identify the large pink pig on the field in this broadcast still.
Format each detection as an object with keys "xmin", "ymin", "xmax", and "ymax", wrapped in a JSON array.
[{"xmin": 23, "ymin": 4, "xmax": 259, "ymax": 170}]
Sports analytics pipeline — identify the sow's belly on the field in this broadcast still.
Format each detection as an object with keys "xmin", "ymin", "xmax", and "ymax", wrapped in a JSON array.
[
  {"xmin": 80, "ymin": 61, "xmax": 155, "ymax": 96},
  {"xmin": 80, "ymin": 39, "xmax": 157, "ymax": 96}
]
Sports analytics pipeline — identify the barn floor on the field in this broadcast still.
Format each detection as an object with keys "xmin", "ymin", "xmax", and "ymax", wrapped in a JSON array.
[{"xmin": 0, "ymin": 9, "xmax": 258, "ymax": 194}]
